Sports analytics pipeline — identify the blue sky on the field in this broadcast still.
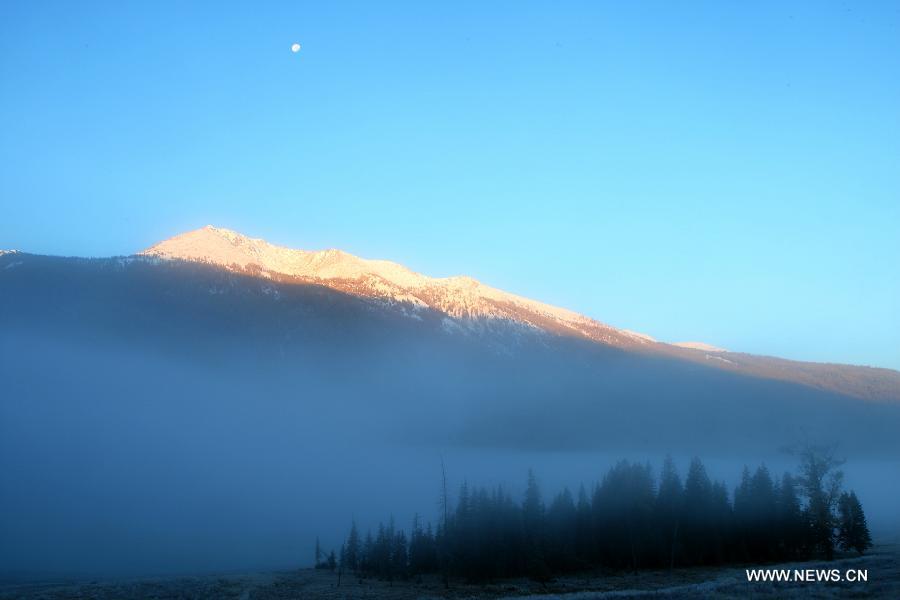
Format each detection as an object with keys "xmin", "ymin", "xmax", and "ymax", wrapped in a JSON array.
[{"xmin": 1, "ymin": 1, "xmax": 898, "ymax": 369}]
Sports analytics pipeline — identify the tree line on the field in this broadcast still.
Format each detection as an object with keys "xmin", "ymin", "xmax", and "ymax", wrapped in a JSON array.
[{"xmin": 321, "ymin": 446, "xmax": 872, "ymax": 583}]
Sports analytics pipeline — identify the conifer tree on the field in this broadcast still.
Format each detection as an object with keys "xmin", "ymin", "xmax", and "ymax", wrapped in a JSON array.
[
  {"xmin": 733, "ymin": 465, "xmax": 753, "ymax": 559},
  {"xmin": 336, "ymin": 454, "xmax": 870, "ymax": 581},
  {"xmin": 391, "ymin": 529, "xmax": 409, "ymax": 580},
  {"xmin": 837, "ymin": 491, "xmax": 872, "ymax": 555},
  {"xmin": 574, "ymin": 484, "xmax": 592, "ymax": 564},
  {"xmin": 547, "ymin": 487, "xmax": 577, "ymax": 572},
  {"xmin": 776, "ymin": 473, "xmax": 804, "ymax": 559},
  {"xmin": 746, "ymin": 466, "xmax": 777, "ymax": 560},
  {"xmin": 345, "ymin": 519, "xmax": 360, "ymax": 572},
  {"xmin": 708, "ymin": 480, "xmax": 732, "ymax": 564},
  {"xmin": 682, "ymin": 458, "xmax": 715, "ymax": 565},
  {"xmin": 656, "ymin": 456, "xmax": 683, "ymax": 568},
  {"xmin": 522, "ymin": 470, "xmax": 548, "ymax": 579},
  {"xmin": 362, "ymin": 530, "xmax": 374, "ymax": 575}
]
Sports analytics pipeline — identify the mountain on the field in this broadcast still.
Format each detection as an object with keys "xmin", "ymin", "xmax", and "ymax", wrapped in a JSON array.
[
  {"xmin": 672, "ymin": 341, "xmax": 729, "ymax": 352},
  {"xmin": 140, "ymin": 225, "xmax": 653, "ymax": 347},
  {"xmin": 5, "ymin": 225, "xmax": 899, "ymax": 454},
  {"xmin": 3, "ymin": 229, "xmax": 900, "ymax": 576},
  {"xmin": 3, "ymin": 244, "xmax": 899, "ymax": 457},
  {"xmin": 138, "ymin": 225, "xmax": 900, "ymax": 402}
]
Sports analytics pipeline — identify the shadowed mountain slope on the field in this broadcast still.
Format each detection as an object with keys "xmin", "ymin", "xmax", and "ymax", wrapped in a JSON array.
[
  {"xmin": 135, "ymin": 226, "xmax": 900, "ymax": 402},
  {"xmin": 2, "ymin": 251, "xmax": 899, "ymax": 457}
]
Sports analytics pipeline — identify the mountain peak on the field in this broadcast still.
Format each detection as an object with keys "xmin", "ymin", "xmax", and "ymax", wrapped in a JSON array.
[
  {"xmin": 142, "ymin": 226, "xmax": 457, "ymax": 293},
  {"xmin": 139, "ymin": 226, "xmax": 650, "ymax": 345},
  {"xmin": 201, "ymin": 224, "xmax": 237, "ymax": 236}
]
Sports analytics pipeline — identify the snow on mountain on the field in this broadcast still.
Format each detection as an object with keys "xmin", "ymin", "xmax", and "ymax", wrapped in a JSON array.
[
  {"xmin": 622, "ymin": 330, "xmax": 657, "ymax": 343},
  {"xmin": 140, "ymin": 226, "xmax": 656, "ymax": 347},
  {"xmin": 1, "ymin": 250, "xmax": 23, "ymax": 270},
  {"xmin": 673, "ymin": 341, "xmax": 728, "ymax": 352},
  {"xmin": 6, "ymin": 234, "xmax": 899, "ymax": 401}
]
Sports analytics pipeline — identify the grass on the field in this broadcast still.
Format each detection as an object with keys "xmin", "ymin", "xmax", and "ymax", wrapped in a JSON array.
[{"xmin": 2, "ymin": 544, "xmax": 898, "ymax": 599}]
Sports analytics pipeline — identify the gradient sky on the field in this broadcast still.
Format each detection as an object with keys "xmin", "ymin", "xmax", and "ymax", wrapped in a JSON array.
[{"xmin": 1, "ymin": 1, "xmax": 898, "ymax": 369}]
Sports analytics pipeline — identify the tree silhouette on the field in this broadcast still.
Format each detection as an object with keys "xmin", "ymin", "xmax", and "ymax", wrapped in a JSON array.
[
  {"xmin": 796, "ymin": 444, "xmax": 844, "ymax": 560},
  {"xmin": 656, "ymin": 456, "xmax": 684, "ymax": 568},
  {"xmin": 335, "ymin": 453, "xmax": 870, "ymax": 583},
  {"xmin": 314, "ymin": 536, "xmax": 325, "ymax": 569},
  {"xmin": 522, "ymin": 469, "xmax": 549, "ymax": 580},
  {"xmin": 344, "ymin": 519, "xmax": 360, "ymax": 573},
  {"xmin": 574, "ymin": 485, "xmax": 592, "ymax": 566},
  {"xmin": 682, "ymin": 458, "xmax": 715, "ymax": 564},
  {"xmin": 735, "ymin": 466, "xmax": 777, "ymax": 561},
  {"xmin": 837, "ymin": 491, "xmax": 872, "ymax": 555},
  {"xmin": 776, "ymin": 473, "xmax": 805, "ymax": 559},
  {"xmin": 546, "ymin": 488, "xmax": 578, "ymax": 572}
]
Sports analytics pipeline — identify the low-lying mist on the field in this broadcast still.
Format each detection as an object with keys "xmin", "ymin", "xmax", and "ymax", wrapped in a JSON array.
[
  {"xmin": 2, "ymin": 333, "xmax": 898, "ymax": 579},
  {"xmin": 2, "ymin": 258, "xmax": 899, "ymax": 578}
]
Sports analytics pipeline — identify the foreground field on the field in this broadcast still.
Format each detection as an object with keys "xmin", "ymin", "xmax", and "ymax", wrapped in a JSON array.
[{"xmin": 2, "ymin": 544, "xmax": 898, "ymax": 599}]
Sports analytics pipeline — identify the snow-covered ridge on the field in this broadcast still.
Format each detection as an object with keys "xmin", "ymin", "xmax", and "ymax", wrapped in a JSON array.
[
  {"xmin": 673, "ymin": 341, "xmax": 728, "ymax": 352},
  {"xmin": 0, "ymin": 249, "xmax": 20, "ymax": 256},
  {"xmin": 140, "ymin": 226, "xmax": 654, "ymax": 345}
]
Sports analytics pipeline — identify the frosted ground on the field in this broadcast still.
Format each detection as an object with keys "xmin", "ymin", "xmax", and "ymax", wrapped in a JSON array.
[{"xmin": 2, "ymin": 543, "xmax": 897, "ymax": 599}]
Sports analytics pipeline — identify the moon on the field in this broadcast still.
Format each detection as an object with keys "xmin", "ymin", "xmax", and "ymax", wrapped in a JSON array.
[{"xmin": 291, "ymin": 43, "xmax": 301, "ymax": 53}]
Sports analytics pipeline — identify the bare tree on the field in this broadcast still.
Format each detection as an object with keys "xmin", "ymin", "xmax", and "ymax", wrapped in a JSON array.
[{"xmin": 795, "ymin": 443, "xmax": 844, "ymax": 560}]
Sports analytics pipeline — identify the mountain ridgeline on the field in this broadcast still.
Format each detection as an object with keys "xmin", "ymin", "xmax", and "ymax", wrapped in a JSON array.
[
  {"xmin": 1, "ymin": 228, "xmax": 899, "ymax": 576},
  {"xmin": 3, "ymin": 231, "xmax": 900, "ymax": 457},
  {"xmin": 3, "ymin": 228, "xmax": 899, "ymax": 456},
  {"xmin": 137, "ymin": 226, "xmax": 900, "ymax": 402}
]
